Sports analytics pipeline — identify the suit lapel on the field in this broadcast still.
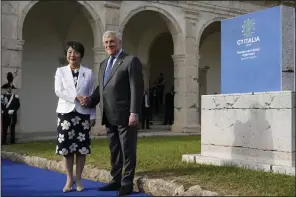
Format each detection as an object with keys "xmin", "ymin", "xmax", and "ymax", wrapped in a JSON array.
[
  {"xmin": 76, "ymin": 65, "xmax": 85, "ymax": 92},
  {"xmin": 66, "ymin": 65, "xmax": 76, "ymax": 91},
  {"xmin": 104, "ymin": 52, "xmax": 126, "ymax": 87},
  {"xmin": 100, "ymin": 59, "xmax": 108, "ymax": 88}
]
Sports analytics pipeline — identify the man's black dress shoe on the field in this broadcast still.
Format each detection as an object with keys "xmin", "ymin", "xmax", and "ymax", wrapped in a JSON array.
[
  {"xmin": 98, "ymin": 182, "xmax": 121, "ymax": 191},
  {"xmin": 116, "ymin": 186, "xmax": 133, "ymax": 196}
]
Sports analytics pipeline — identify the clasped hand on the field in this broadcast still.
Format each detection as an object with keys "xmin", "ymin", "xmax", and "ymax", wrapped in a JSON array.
[
  {"xmin": 76, "ymin": 96, "xmax": 95, "ymax": 127},
  {"xmin": 76, "ymin": 96, "xmax": 89, "ymax": 106},
  {"xmin": 76, "ymin": 96, "xmax": 138, "ymax": 127}
]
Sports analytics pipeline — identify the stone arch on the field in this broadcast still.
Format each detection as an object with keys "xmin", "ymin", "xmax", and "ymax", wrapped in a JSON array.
[
  {"xmin": 18, "ymin": 0, "xmax": 104, "ymax": 46},
  {"xmin": 137, "ymin": 29, "xmax": 168, "ymax": 66},
  {"xmin": 196, "ymin": 17, "xmax": 225, "ymax": 125},
  {"xmin": 196, "ymin": 16, "xmax": 225, "ymax": 51},
  {"xmin": 197, "ymin": 16, "xmax": 223, "ymax": 97},
  {"xmin": 18, "ymin": 1, "xmax": 100, "ymax": 136},
  {"xmin": 119, "ymin": 5, "xmax": 184, "ymax": 54}
]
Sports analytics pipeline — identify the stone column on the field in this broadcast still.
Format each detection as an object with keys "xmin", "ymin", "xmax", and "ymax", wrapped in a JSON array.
[
  {"xmin": 172, "ymin": 54, "xmax": 199, "ymax": 133},
  {"xmin": 91, "ymin": 46, "xmax": 107, "ymax": 136},
  {"xmin": 197, "ymin": 55, "xmax": 212, "ymax": 125},
  {"xmin": 171, "ymin": 10, "xmax": 200, "ymax": 133},
  {"xmin": 196, "ymin": 55, "xmax": 201, "ymax": 126},
  {"xmin": 2, "ymin": 39, "xmax": 24, "ymax": 89},
  {"xmin": 2, "ymin": 38, "xmax": 25, "ymax": 135},
  {"xmin": 2, "ymin": 2, "xmax": 22, "ymax": 87},
  {"xmin": 104, "ymin": 1, "xmax": 121, "ymax": 31}
]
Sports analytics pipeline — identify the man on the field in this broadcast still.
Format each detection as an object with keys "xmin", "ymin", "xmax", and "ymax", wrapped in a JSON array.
[
  {"xmin": 148, "ymin": 87, "xmax": 154, "ymax": 124},
  {"xmin": 157, "ymin": 72, "xmax": 165, "ymax": 104},
  {"xmin": 141, "ymin": 90, "xmax": 150, "ymax": 130},
  {"xmin": 151, "ymin": 83, "xmax": 158, "ymax": 114},
  {"xmin": 1, "ymin": 74, "xmax": 20, "ymax": 145},
  {"xmin": 80, "ymin": 30, "xmax": 144, "ymax": 196},
  {"xmin": 4, "ymin": 72, "xmax": 16, "ymax": 89},
  {"xmin": 164, "ymin": 87, "xmax": 174, "ymax": 125}
]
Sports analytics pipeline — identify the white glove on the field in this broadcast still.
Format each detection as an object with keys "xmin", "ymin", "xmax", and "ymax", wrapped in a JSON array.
[
  {"xmin": 1, "ymin": 110, "xmax": 3, "ymax": 114},
  {"xmin": 8, "ymin": 110, "xmax": 14, "ymax": 115}
]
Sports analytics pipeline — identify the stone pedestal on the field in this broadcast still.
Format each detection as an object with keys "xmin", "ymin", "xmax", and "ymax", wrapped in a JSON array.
[{"xmin": 183, "ymin": 91, "xmax": 295, "ymax": 175}]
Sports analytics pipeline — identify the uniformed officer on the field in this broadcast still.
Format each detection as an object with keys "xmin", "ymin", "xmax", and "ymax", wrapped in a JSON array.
[{"xmin": 1, "ymin": 72, "xmax": 20, "ymax": 145}]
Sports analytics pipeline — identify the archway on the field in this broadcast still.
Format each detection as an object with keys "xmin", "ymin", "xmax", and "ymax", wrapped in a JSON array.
[
  {"xmin": 121, "ymin": 9, "xmax": 179, "ymax": 130},
  {"xmin": 198, "ymin": 21, "xmax": 221, "ymax": 123},
  {"xmin": 149, "ymin": 32, "xmax": 174, "ymax": 118},
  {"xmin": 20, "ymin": 1, "xmax": 95, "ymax": 137}
]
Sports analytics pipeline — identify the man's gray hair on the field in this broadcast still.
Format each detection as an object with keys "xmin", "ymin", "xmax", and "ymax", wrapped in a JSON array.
[{"xmin": 102, "ymin": 31, "xmax": 122, "ymax": 42}]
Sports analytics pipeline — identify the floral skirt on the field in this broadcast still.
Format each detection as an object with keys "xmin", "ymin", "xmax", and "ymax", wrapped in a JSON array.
[{"xmin": 56, "ymin": 111, "xmax": 91, "ymax": 156}]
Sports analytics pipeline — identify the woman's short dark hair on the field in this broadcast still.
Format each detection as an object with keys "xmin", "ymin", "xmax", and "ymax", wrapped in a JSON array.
[{"xmin": 64, "ymin": 40, "xmax": 85, "ymax": 58}]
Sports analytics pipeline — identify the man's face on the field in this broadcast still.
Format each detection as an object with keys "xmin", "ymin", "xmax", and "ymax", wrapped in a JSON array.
[
  {"xmin": 103, "ymin": 35, "xmax": 121, "ymax": 56},
  {"xmin": 6, "ymin": 87, "xmax": 12, "ymax": 94}
]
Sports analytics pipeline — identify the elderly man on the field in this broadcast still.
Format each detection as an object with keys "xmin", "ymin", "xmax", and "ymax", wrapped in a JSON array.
[{"xmin": 81, "ymin": 30, "xmax": 144, "ymax": 196}]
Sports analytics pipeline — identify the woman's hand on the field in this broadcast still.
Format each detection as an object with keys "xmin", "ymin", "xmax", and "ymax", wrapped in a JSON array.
[{"xmin": 76, "ymin": 96, "xmax": 84, "ymax": 103}]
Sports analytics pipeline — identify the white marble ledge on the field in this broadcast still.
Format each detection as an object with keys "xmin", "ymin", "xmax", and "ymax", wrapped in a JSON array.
[
  {"xmin": 202, "ymin": 91, "xmax": 295, "ymax": 98},
  {"xmin": 202, "ymin": 91, "xmax": 296, "ymax": 109},
  {"xmin": 182, "ymin": 154, "xmax": 295, "ymax": 175}
]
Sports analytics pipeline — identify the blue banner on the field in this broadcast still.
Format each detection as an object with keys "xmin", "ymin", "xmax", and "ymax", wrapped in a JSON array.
[{"xmin": 221, "ymin": 6, "xmax": 282, "ymax": 94}]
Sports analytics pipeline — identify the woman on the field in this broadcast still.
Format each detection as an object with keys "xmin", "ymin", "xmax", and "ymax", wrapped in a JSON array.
[{"xmin": 54, "ymin": 40, "xmax": 96, "ymax": 192}]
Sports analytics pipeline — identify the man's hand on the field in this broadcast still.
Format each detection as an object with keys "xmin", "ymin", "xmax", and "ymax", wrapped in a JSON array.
[
  {"xmin": 76, "ymin": 96, "xmax": 89, "ymax": 106},
  {"xmin": 76, "ymin": 96, "xmax": 84, "ymax": 104},
  {"xmin": 128, "ymin": 113, "xmax": 138, "ymax": 127},
  {"xmin": 90, "ymin": 119, "xmax": 96, "ymax": 127},
  {"xmin": 8, "ymin": 110, "xmax": 14, "ymax": 115},
  {"xmin": 82, "ymin": 96, "xmax": 90, "ymax": 106}
]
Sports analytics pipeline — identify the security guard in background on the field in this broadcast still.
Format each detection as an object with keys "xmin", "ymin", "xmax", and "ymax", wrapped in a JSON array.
[{"xmin": 1, "ymin": 72, "xmax": 20, "ymax": 145}]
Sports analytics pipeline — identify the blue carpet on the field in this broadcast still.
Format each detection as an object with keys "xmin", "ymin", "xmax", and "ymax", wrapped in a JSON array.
[{"xmin": 1, "ymin": 159, "xmax": 149, "ymax": 196}]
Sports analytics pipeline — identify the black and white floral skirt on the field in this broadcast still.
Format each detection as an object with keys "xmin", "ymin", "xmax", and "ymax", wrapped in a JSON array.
[{"xmin": 56, "ymin": 111, "xmax": 91, "ymax": 156}]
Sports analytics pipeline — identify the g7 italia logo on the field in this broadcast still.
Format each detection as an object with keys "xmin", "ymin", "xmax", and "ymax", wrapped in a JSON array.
[
  {"xmin": 242, "ymin": 18, "xmax": 255, "ymax": 38},
  {"xmin": 237, "ymin": 18, "xmax": 260, "ymax": 46}
]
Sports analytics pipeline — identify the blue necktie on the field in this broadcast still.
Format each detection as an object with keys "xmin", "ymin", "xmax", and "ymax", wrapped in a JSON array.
[{"xmin": 104, "ymin": 56, "xmax": 115, "ymax": 86}]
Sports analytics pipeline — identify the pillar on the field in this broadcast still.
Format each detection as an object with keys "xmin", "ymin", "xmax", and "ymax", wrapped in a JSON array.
[
  {"xmin": 104, "ymin": 1, "xmax": 121, "ymax": 31},
  {"xmin": 2, "ymin": 39, "xmax": 24, "ymax": 89},
  {"xmin": 172, "ymin": 54, "xmax": 200, "ymax": 133},
  {"xmin": 171, "ymin": 10, "xmax": 200, "ymax": 133},
  {"xmin": 2, "ymin": 38, "xmax": 25, "ymax": 136},
  {"xmin": 197, "ymin": 55, "xmax": 212, "ymax": 125},
  {"xmin": 91, "ymin": 46, "xmax": 107, "ymax": 136}
]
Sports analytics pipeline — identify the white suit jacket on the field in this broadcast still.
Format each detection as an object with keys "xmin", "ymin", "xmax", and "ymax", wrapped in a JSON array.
[{"xmin": 54, "ymin": 65, "xmax": 96, "ymax": 120}]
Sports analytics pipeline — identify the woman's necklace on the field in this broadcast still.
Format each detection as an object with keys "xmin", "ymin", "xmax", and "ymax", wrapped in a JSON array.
[{"xmin": 70, "ymin": 65, "xmax": 80, "ymax": 71}]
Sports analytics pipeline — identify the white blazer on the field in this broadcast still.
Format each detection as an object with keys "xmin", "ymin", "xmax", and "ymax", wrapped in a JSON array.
[{"xmin": 54, "ymin": 65, "xmax": 96, "ymax": 120}]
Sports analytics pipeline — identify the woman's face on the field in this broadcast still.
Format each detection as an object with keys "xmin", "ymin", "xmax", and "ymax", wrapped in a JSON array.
[{"xmin": 67, "ymin": 46, "xmax": 81, "ymax": 66}]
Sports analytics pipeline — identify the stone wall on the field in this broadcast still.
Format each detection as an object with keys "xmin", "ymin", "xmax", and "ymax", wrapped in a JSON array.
[
  {"xmin": 183, "ymin": 91, "xmax": 295, "ymax": 175},
  {"xmin": 1, "ymin": 1, "xmax": 267, "ymax": 138}
]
